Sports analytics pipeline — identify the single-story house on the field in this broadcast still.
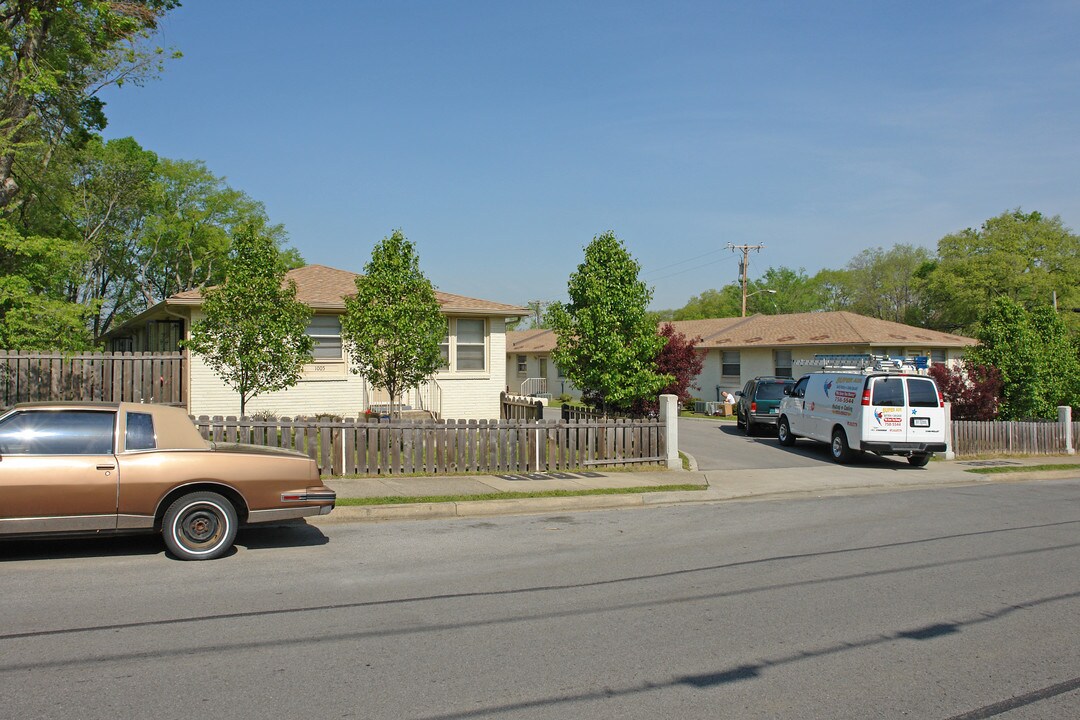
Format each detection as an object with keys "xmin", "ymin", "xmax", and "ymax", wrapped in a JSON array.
[
  {"xmin": 103, "ymin": 264, "xmax": 529, "ymax": 419},
  {"xmin": 506, "ymin": 311, "xmax": 977, "ymax": 402}
]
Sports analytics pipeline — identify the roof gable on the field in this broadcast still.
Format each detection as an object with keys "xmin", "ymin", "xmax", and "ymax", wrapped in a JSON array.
[
  {"xmin": 170, "ymin": 264, "xmax": 529, "ymax": 316},
  {"xmin": 506, "ymin": 312, "xmax": 976, "ymax": 352}
]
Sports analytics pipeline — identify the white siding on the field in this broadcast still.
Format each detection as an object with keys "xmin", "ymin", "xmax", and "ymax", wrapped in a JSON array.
[
  {"xmin": 438, "ymin": 319, "xmax": 508, "ymax": 419},
  {"xmin": 189, "ymin": 310, "xmax": 514, "ymax": 420}
]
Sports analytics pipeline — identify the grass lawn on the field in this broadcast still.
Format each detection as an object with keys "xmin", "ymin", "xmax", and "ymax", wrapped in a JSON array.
[
  {"xmin": 965, "ymin": 463, "xmax": 1080, "ymax": 475},
  {"xmin": 336, "ymin": 484, "xmax": 707, "ymax": 506}
]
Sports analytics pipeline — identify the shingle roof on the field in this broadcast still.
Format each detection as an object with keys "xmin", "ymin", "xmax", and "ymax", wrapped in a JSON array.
[
  {"xmin": 505, "ymin": 312, "xmax": 975, "ymax": 351},
  {"xmin": 170, "ymin": 264, "xmax": 529, "ymax": 316}
]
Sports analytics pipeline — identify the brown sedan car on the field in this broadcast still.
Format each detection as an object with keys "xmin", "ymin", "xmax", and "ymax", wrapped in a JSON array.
[{"xmin": 0, "ymin": 402, "xmax": 335, "ymax": 560}]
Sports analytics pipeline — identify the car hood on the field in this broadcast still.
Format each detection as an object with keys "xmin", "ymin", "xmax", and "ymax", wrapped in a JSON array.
[{"xmin": 210, "ymin": 442, "xmax": 312, "ymax": 460}]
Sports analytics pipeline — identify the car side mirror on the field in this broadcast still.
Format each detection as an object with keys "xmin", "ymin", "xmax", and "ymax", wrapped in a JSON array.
[{"xmin": 734, "ymin": 391, "xmax": 743, "ymax": 397}]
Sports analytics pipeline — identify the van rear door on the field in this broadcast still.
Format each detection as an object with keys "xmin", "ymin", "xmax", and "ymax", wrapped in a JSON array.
[
  {"xmin": 866, "ymin": 376, "xmax": 907, "ymax": 446},
  {"xmin": 905, "ymin": 376, "xmax": 945, "ymax": 448}
]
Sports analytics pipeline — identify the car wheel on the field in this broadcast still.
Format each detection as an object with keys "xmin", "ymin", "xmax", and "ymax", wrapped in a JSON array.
[
  {"xmin": 162, "ymin": 491, "xmax": 238, "ymax": 561},
  {"xmin": 777, "ymin": 417, "xmax": 795, "ymax": 446},
  {"xmin": 908, "ymin": 453, "xmax": 931, "ymax": 467},
  {"xmin": 745, "ymin": 419, "xmax": 756, "ymax": 436},
  {"xmin": 830, "ymin": 428, "xmax": 853, "ymax": 464},
  {"xmin": 736, "ymin": 411, "xmax": 745, "ymax": 430}
]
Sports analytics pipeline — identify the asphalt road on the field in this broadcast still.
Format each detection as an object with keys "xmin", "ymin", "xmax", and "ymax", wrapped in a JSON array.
[
  {"xmin": 2, "ymin": 480, "xmax": 1079, "ymax": 719},
  {"xmin": 679, "ymin": 416, "xmax": 918, "ymax": 471}
]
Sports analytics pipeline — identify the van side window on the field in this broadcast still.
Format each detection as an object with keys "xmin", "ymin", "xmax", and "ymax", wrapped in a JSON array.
[
  {"xmin": 792, "ymin": 377, "xmax": 808, "ymax": 399},
  {"xmin": 871, "ymin": 377, "xmax": 905, "ymax": 406},
  {"xmin": 907, "ymin": 379, "xmax": 939, "ymax": 408}
]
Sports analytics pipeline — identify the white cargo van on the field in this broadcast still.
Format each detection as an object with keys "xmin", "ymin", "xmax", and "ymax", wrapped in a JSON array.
[{"xmin": 777, "ymin": 359, "xmax": 947, "ymax": 466}]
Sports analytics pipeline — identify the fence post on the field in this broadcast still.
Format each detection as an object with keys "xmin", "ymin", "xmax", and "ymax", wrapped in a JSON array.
[
  {"xmin": 943, "ymin": 401, "xmax": 955, "ymax": 460},
  {"xmin": 1060, "ymin": 406, "xmax": 1074, "ymax": 455},
  {"xmin": 658, "ymin": 394, "xmax": 680, "ymax": 469}
]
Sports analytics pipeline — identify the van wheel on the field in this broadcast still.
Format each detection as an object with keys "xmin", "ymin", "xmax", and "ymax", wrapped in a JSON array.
[
  {"xmin": 908, "ymin": 453, "xmax": 931, "ymax": 467},
  {"xmin": 777, "ymin": 418, "xmax": 796, "ymax": 446},
  {"xmin": 830, "ymin": 428, "xmax": 853, "ymax": 464}
]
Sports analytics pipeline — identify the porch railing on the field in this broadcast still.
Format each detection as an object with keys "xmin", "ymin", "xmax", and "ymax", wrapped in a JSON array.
[{"xmin": 519, "ymin": 377, "xmax": 548, "ymax": 396}]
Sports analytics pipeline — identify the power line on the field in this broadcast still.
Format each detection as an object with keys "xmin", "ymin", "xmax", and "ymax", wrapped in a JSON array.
[{"xmin": 642, "ymin": 247, "xmax": 729, "ymax": 276}]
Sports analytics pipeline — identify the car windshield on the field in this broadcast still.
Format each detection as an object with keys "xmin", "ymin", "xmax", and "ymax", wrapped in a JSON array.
[{"xmin": 756, "ymin": 382, "xmax": 791, "ymax": 401}]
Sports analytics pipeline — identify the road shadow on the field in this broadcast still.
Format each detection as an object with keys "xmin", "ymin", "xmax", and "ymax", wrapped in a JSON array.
[
  {"xmin": 0, "ymin": 534, "xmax": 165, "ymax": 562},
  {"xmin": 714, "ymin": 422, "xmax": 924, "ymax": 470},
  {"xmin": 0, "ymin": 521, "xmax": 328, "ymax": 562},
  {"xmin": 235, "ymin": 521, "xmax": 329, "ymax": 550}
]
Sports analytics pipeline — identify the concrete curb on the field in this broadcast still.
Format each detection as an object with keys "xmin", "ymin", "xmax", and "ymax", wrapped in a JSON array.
[{"xmin": 308, "ymin": 465, "xmax": 1079, "ymax": 526}]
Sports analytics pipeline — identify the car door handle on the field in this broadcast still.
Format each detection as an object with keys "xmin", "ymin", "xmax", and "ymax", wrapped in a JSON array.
[{"xmin": 96, "ymin": 464, "xmax": 116, "ymax": 471}]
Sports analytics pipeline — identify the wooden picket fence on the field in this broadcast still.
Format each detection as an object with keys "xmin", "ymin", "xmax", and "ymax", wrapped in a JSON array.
[
  {"xmin": 951, "ymin": 419, "xmax": 1071, "ymax": 456},
  {"xmin": 193, "ymin": 415, "xmax": 666, "ymax": 476},
  {"xmin": 0, "ymin": 350, "xmax": 184, "ymax": 408}
]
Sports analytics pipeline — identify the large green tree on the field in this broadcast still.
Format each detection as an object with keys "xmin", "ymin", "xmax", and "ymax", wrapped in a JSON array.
[
  {"xmin": 0, "ymin": 218, "xmax": 92, "ymax": 348},
  {"xmin": 666, "ymin": 267, "xmax": 827, "ymax": 320},
  {"xmin": 967, "ymin": 297, "xmax": 1080, "ymax": 420},
  {"xmin": 135, "ymin": 157, "xmax": 296, "ymax": 308},
  {"xmin": 822, "ymin": 244, "xmax": 934, "ymax": 323},
  {"xmin": 548, "ymin": 231, "xmax": 669, "ymax": 410},
  {"xmin": 66, "ymin": 135, "xmax": 159, "ymax": 337},
  {"xmin": 184, "ymin": 224, "xmax": 312, "ymax": 416},
  {"xmin": 922, "ymin": 210, "xmax": 1080, "ymax": 334},
  {"xmin": 340, "ymin": 230, "xmax": 444, "ymax": 419},
  {"xmin": 0, "ymin": 0, "xmax": 179, "ymax": 210}
]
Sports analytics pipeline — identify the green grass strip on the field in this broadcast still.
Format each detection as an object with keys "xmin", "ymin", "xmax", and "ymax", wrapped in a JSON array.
[
  {"xmin": 966, "ymin": 463, "xmax": 1080, "ymax": 475},
  {"xmin": 336, "ymin": 484, "xmax": 707, "ymax": 506}
]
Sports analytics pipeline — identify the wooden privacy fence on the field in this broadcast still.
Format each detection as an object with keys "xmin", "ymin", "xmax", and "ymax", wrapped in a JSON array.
[
  {"xmin": 0, "ymin": 350, "xmax": 184, "ymax": 408},
  {"xmin": 951, "ymin": 419, "xmax": 1070, "ymax": 456},
  {"xmin": 193, "ymin": 415, "xmax": 666, "ymax": 476},
  {"xmin": 500, "ymin": 391, "xmax": 545, "ymax": 421}
]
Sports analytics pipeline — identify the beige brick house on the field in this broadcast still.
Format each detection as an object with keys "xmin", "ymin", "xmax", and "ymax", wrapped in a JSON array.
[
  {"xmin": 105, "ymin": 265, "xmax": 529, "ymax": 419},
  {"xmin": 506, "ymin": 311, "xmax": 976, "ymax": 402}
]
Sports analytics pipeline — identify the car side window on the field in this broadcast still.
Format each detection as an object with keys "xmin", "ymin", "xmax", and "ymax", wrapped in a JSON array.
[
  {"xmin": 791, "ymin": 377, "xmax": 808, "ymax": 399},
  {"xmin": 871, "ymin": 377, "xmax": 905, "ymax": 406},
  {"xmin": 0, "ymin": 410, "xmax": 115, "ymax": 455},
  {"xmin": 126, "ymin": 412, "xmax": 156, "ymax": 450}
]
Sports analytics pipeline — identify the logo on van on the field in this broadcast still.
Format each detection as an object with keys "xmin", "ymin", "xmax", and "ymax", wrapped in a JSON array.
[{"xmin": 823, "ymin": 380, "xmax": 833, "ymax": 397}]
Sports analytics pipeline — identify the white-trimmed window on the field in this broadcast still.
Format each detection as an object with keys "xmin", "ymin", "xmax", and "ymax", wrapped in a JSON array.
[
  {"xmin": 516, "ymin": 354, "xmax": 527, "ymax": 375},
  {"xmin": 774, "ymin": 350, "xmax": 792, "ymax": 377},
  {"xmin": 440, "ymin": 318, "xmax": 488, "ymax": 373},
  {"xmin": 721, "ymin": 351, "xmax": 740, "ymax": 378},
  {"xmin": 307, "ymin": 315, "xmax": 342, "ymax": 360},
  {"xmin": 930, "ymin": 348, "xmax": 947, "ymax": 364}
]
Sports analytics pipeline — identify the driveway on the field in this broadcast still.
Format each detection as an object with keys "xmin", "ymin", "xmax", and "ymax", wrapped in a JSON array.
[{"xmin": 678, "ymin": 416, "xmax": 911, "ymax": 471}]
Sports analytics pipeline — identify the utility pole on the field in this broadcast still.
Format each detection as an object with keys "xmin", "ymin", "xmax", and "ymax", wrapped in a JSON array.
[{"xmin": 727, "ymin": 243, "xmax": 766, "ymax": 316}]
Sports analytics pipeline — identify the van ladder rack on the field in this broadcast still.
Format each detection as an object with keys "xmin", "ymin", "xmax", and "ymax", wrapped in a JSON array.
[{"xmin": 794, "ymin": 354, "xmax": 924, "ymax": 374}]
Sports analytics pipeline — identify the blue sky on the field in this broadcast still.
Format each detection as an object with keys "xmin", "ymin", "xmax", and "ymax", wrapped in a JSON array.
[{"xmin": 99, "ymin": 1, "xmax": 1080, "ymax": 310}]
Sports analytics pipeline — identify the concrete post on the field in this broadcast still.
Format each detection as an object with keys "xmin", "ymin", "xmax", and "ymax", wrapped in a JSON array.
[
  {"xmin": 1059, "ymin": 406, "xmax": 1074, "ymax": 455},
  {"xmin": 943, "ymin": 401, "xmax": 956, "ymax": 460},
  {"xmin": 659, "ymin": 394, "xmax": 680, "ymax": 469}
]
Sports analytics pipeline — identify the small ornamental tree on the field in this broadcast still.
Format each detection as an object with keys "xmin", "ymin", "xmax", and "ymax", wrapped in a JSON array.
[
  {"xmin": 548, "ymin": 231, "xmax": 670, "ymax": 411},
  {"xmin": 928, "ymin": 361, "xmax": 1002, "ymax": 420},
  {"xmin": 184, "ymin": 224, "xmax": 313, "ymax": 416},
  {"xmin": 655, "ymin": 323, "xmax": 704, "ymax": 405},
  {"xmin": 341, "ymin": 230, "xmax": 445, "ymax": 419}
]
